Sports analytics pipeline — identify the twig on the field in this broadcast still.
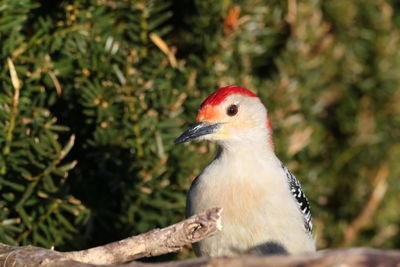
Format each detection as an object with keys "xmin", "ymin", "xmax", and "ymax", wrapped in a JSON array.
[
  {"xmin": 62, "ymin": 207, "xmax": 222, "ymax": 264},
  {"xmin": 12, "ymin": 25, "xmax": 81, "ymax": 59},
  {"xmin": 47, "ymin": 70, "xmax": 62, "ymax": 96},
  {"xmin": 1, "ymin": 58, "xmax": 21, "ymax": 174},
  {"xmin": 150, "ymin": 33, "xmax": 177, "ymax": 68},
  {"xmin": 15, "ymin": 135, "xmax": 77, "ymax": 241},
  {"xmin": 16, "ymin": 202, "xmax": 60, "ymax": 243},
  {"xmin": 15, "ymin": 135, "xmax": 76, "ymax": 210}
]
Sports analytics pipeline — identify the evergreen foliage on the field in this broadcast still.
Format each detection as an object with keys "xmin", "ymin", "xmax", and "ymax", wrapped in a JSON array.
[{"xmin": 0, "ymin": 0, "xmax": 399, "ymax": 256}]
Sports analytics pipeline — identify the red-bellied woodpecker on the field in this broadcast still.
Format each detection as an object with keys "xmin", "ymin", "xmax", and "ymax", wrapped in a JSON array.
[{"xmin": 175, "ymin": 85, "xmax": 315, "ymax": 256}]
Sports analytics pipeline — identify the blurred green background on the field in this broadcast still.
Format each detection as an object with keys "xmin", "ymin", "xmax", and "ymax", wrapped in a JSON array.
[{"xmin": 1, "ymin": 0, "xmax": 399, "ymax": 259}]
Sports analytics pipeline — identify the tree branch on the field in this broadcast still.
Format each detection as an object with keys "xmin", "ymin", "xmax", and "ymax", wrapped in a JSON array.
[
  {"xmin": 160, "ymin": 248, "xmax": 400, "ymax": 267},
  {"xmin": 1, "ymin": 207, "xmax": 399, "ymax": 267},
  {"xmin": 2, "ymin": 245, "xmax": 400, "ymax": 267},
  {"xmin": 0, "ymin": 207, "xmax": 222, "ymax": 266},
  {"xmin": 62, "ymin": 207, "xmax": 222, "ymax": 264}
]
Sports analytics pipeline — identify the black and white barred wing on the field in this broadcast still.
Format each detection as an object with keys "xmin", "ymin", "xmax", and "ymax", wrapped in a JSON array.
[{"xmin": 280, "ymin": 162, "xmax": 313, "ymax": 234}]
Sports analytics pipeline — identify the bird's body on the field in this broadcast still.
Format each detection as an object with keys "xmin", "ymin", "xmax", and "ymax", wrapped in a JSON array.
[{"xmin": 175, "ymin": 86, "xmax": 315, "ymax": 257}]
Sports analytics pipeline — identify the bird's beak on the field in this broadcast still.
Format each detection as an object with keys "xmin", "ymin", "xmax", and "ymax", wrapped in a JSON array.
[{"xmin": 174, "ymin": 122, "xmax": 221, "ymax": 144}]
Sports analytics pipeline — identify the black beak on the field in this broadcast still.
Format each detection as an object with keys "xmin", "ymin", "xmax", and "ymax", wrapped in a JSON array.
[{"xmin": 174, "ymin": 122, "xmax": 221, "ymax": 144}]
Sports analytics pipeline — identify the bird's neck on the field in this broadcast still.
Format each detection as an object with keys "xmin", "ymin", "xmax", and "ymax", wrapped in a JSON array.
[
  {"xmin": 217, "ymin": 135, "xmax": 277, "ymax": 171},
  {"xmin": 206, "ymin": 134, "xmax": 283, "ymax": 192},
  {"xmin": 218, "ymin": 128, "xmax": 274, "ymax": 156}
]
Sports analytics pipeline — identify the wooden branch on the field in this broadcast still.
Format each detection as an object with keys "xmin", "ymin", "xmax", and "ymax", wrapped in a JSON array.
[
  {"xmin": 0, "ymin": 208, "xmax": 222, "ymax": 266},
  {"xmin": 0, "ymin": 244, "xmax": 91, "ymax": 267},
  {"xmin": 159, "ymin": 248, "xmax": 400, "ymax": 267},
  {"xmin": 2, "ymin": 244, "xmax": 400, "ymax": 267},
  {"xmin": 1, "ymin": 206, "xmax": 400, "ymax": 267},
  {"xmin": 63, "ymin": 207, "xmax": 222, "ymax": 264}
]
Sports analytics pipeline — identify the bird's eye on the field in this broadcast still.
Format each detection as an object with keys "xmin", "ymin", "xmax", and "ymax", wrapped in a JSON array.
[{"xmin": 227, "ymin": 104, "xmax": 238, "ymax": 116}]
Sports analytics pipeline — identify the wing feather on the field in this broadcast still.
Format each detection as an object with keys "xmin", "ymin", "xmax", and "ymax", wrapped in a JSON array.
[{"xmin": 280, "ymin": 162, "xmax": 313, "ymax": 233}]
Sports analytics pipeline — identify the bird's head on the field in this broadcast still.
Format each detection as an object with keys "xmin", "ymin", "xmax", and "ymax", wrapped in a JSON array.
[{"xmin": 175, "ymin": 85, "xmax": 273, "ymax": 150}]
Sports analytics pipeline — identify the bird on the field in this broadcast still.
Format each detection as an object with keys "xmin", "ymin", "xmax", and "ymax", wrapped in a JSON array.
[{"xmin": 174, "ymin": 85, "xmax": 315, "ymax": 257}]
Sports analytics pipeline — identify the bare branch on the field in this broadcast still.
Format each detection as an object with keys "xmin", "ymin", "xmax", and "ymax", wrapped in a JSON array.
[
  {"xmin": 2, "ymin": 245, "xmax": 400, "ymax": 267},
  {"xmin": 157, "ymin": 248, "xmax": 400, "ymax": 267},
  {"xmin": 2, "ymin": 207, "xmax": 399, "ymax": 267},
  {"xmin": 62, "ymin": 207, "xmax": 222, "ymax": 264}
]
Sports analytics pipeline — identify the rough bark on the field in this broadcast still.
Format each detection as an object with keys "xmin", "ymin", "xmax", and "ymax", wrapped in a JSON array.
[
  {"xmin": 161, "ymin": 248, "xmax": 400, "ymax": 267},
  {"xmin": 1, "ymin": 245, "xmax": 400, "ymax": 267},
  {"xmin": 1, "ymin": 207, "xmax": 399, "ymax": 266},
  {"xmin": 62, "ymin": 207, "xmax": 222, "ymax": 264},
  {"xmin": 0, "ymin": 208, "xmax": 221, "ymax": 266}
]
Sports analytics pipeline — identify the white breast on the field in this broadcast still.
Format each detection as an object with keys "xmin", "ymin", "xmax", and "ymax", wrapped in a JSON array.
[{"xmin": 186, "ymin": 149, "xmax": 315, "ymax": 256}]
